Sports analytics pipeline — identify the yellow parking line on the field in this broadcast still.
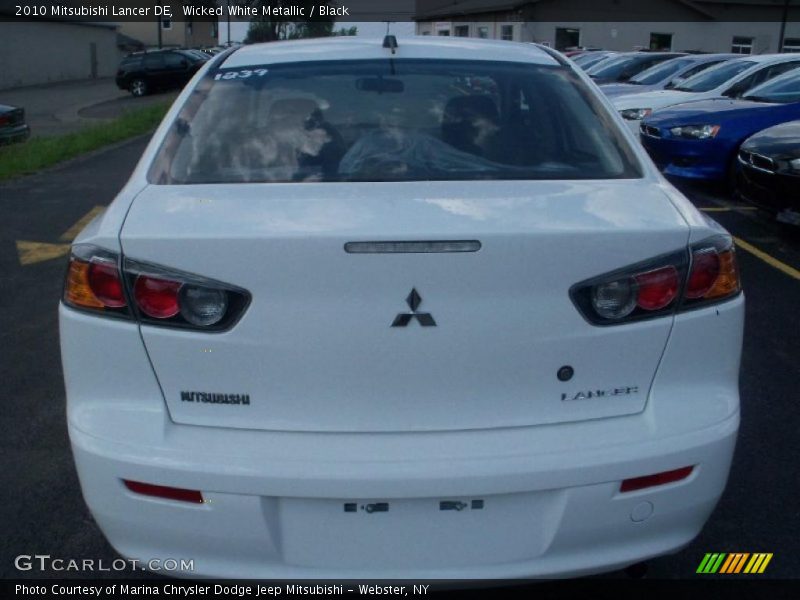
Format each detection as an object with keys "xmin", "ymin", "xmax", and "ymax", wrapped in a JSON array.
[
  {"xmin": 734, "ymin": 237, "xmax": 800, "ymax": 281},
  {"xmin": 59, "ymin": 205, "xmax": 105, "ymax": 241}
]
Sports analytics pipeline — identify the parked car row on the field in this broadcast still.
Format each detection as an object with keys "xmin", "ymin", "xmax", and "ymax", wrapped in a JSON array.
[{"xmin": 572, "ymin": 51, "xmax": 800, "ymax": 226}]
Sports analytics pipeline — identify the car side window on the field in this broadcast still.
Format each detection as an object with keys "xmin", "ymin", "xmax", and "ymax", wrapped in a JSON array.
[
  {"xmin": 764, "ymin": 61, "xmax": 800, "ymax": 80},
  {"xmin": 144, "ymin": 54, "xmax": 165, "ymax": 70},
  {"xmin": 164, "ymin": 53, "xmax": 187, "ymax": 69},
  {"xmin": 724, "ymin": 71, "xmax": 762, "ymax": 97},
  {"xmin": 683, "ymin": 61, "xmax": 721, "ymax": 79},
  {"xmin": 735, "ymin": 63, "xmax": 800, "ymax": 95}
]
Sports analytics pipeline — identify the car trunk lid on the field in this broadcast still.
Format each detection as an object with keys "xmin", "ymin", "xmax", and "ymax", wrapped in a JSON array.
[{"xmin": 120, "ymin": 179, "xmax": 688, "ymax": 432}]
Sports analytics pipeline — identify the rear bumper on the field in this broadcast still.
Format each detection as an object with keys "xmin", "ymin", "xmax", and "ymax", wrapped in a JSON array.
[
  {"xmin": 0, "ymin": 124, "xmax": 30, "ymax": 145},
  {"xmin": 61, "ymin": 292, "xmax": 744, "ymax": 579},
  {"xmin": 70, "ymin": 410, "xmax": 737, "ymax": 579}
]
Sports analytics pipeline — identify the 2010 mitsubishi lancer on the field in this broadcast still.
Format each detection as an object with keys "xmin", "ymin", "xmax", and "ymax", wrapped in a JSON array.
[{"xmin": 60, "ymin": 37, "xmax": 743, "ymax": 579}]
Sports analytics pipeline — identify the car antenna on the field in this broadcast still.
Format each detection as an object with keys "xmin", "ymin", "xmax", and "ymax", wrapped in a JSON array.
[{"xmin": 383, "ymin": 34, "xmax": 398, "ymax": 55}]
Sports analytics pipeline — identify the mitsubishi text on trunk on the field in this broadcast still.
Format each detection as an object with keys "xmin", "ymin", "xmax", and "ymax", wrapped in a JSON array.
[{"xmin": 60, "ymin": 38, "xmax": 744, "ymax": 579}]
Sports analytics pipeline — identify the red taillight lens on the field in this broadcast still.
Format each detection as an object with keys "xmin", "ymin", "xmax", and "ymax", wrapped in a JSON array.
[
  {"xmin": 134, "ymin": 275, "xmax": 181, "ymax": 319},
  {"xmin": 686, "ymin": 250, "xmax": 720, "ymax": 299},
  {"xmin": 620, "ymin": 466, "xmax": 694, "ymax": 492},
  {"xmin": 123, "ymin": 480, "xmax": 204, "ymax": 504},
  {"xmin": 64, "ymin": 248, "xmax": 128, "ymax": 314},
  {"xmin": 635, "ymin": 265, "xmax": 679, "ymax": 311},
  {"xmin": 87, "ymin": 262, "xmax": 126, "ymax": 308}
]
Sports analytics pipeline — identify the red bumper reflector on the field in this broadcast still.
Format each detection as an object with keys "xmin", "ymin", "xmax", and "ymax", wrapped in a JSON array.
[
  {"xmin": 123, "ymin": 480, "xmax": 204, "ymax": 504},
  {"xmin": 620, "ymin": 466, "xmax": 694, "ymax": 493}
]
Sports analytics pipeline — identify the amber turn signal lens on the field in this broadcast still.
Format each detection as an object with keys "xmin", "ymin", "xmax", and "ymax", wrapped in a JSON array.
[
  {"xmin": 64, "ymin": 258, "xmax": 104, "ymax": 309},
  {"xmin": 703, "ymin": 248, "xmax": 740, "ymax": 299}
]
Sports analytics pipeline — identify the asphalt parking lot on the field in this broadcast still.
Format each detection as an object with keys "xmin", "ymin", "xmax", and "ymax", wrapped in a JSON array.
[{"xmin": 1, "ymin": 136, "xmax": 799, "ymax": 580}]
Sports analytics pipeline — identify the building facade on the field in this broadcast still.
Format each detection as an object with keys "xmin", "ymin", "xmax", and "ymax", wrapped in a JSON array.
[
  {"xmin": 117, "ymin": 18, "xmax": 218, "ymax": 51},
  {"xmin": 0, "ymin": 20, "xmax": 119, "ymax": 90},
  {"xmin": 415, "ymin": 0, "xmax": 800, "ymax": 54}
]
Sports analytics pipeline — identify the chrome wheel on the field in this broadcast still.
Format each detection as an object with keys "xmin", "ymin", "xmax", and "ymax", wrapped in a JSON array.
[{"xmin": 131, "ymin": 79, "xmax": 147, "ymax": 97}]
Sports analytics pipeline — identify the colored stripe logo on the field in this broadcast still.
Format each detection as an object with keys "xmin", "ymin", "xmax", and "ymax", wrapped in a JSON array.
[{"xmin": 697, "ymin": 553, "xmax": 773, "ymax": 574}]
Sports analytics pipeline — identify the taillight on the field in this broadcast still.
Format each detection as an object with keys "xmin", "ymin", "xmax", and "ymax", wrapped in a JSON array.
[
  {"xmin": 685, "ymin": 250, "xmax": 719, "ymax": 299},
  {"xmin": 63, "ymin": 245, "xmax": 249, "ymax": 331},
  {"xmin": 685, "ymin": 238, "xmax": 740, "ymax": 306},
  {"xmin": 64, "ymin": 247, "xmax": 128, "ymax": 316},
  {"xmin": 571, "ymin": 235, "xmax": 741, "ymax": 326},
  {"xmin": 134, "ymin": 275, "xmax": 181, "ymax": 319},
  {"xmin": 88, "ymin": 262, "xmax": 127, "ymax": 308}
]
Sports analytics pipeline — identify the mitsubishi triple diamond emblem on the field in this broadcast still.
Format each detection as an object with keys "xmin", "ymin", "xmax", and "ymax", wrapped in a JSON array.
[{"xmin": 391, "ymin": 288, "xmax": 436, "ymax": 327}]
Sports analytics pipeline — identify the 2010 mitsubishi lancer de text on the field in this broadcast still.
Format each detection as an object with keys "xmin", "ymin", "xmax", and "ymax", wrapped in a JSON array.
[{"xmin": 59, "ymin": 37, "xmax": 743, "ymax": 579}]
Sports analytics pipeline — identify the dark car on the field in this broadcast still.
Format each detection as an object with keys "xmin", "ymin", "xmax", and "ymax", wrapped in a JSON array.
[
  {"xmin": 116, "ymin": 49, "xmax": 208, "ymax": 97},
  {"xmin": 0, "ymin": 103, "xmax": 30, "ymax": 145},
  {"xmin": 735, "ymin": 120, "xmax": 800, "ymax": 226},
  {"xmin": 586, "ymin": 52, "xmax": 685, "ymax": 84}
]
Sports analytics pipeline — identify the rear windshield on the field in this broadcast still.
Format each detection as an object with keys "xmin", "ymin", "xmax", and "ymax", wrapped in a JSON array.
[
  {"xmin": 149, "ymin": 59, "xmax": 641, "ymax": 184},
  {"xmin": 674, "ymin": 59, "xmax": 754, "ymax": 92}
]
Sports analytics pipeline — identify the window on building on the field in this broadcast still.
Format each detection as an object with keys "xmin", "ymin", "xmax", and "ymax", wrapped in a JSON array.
[
  {"xmin": 649, "ymin": 33, "xmax": 672, "ymax": 51},
  {"xmin": 211, "ymin": 22, "xmax": 218, "ymax": 38},
  {"xmin": 438, "ymin": 29, "xmax": 450, "ymax": 36},
  {"xmin": 454, "ymin": 25, "xmax": 469, "ymax": 37},
  {"xmin": 501, "ymin": 25, "xmax": 514, "ymax": 41},
  {"xmin": 161, "ymin": 18, "xmax": 172, "ymax": 30},
  {"xmin": 554, "ymin": 28, "xmax": 580, "ymax": 51},
  {"xmin": 732, "ymin": 36, "xmax": 754, "ymax": 54},
  {"xmin": 477, "ymin": 26, "xmax": 489, "ymax": 39},
  {"xmin": 783, "ymin": 38, "xmax": 800, "ymax": 53}
]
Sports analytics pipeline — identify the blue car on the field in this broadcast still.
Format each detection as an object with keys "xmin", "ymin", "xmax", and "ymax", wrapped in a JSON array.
[{"xmin": 639, "ymin": 69, "xmax": 800, "ymax": 182}]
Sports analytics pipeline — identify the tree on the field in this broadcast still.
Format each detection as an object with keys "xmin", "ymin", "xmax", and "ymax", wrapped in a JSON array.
[
  {"xmin": 239, "ymin": 0, "xmax": 338, "ymax": 44},
  {"xmin": 334, "ymin": 26, "xmax": 358, "ymax": 36}
]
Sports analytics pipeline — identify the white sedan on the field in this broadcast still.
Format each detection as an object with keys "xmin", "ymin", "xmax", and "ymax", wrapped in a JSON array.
[
  {"xmin": 615, "ymin": 53, "xmax": 800, "ymax": 134},
  {"xmin": 60, "ymin": 37, "xmax": 743, "ymax": 579}
]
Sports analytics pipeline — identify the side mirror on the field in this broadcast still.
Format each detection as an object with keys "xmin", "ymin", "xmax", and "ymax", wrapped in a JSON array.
[
  {"xmin": 722, "ymin": 85, "xmax": 742, "ymax": 98},
  {"xmin": 665, "ymin": 77, "xmax": 684, "ymax": 90}
]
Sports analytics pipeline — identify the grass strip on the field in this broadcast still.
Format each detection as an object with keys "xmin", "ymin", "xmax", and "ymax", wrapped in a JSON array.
[{"xmin": 0, "ymin": 103, "xmax": 169, "ymax": 181}]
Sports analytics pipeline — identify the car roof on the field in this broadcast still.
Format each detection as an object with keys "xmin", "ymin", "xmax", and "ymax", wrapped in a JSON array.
[
  {"xmin": 221, "ymin": 37, "xmax": 561, "ymax": 69},
  {"xmin": 684, "ymin": 53, "xmax": 737, "ymax": 62},
  {"xmin": 741, "ymin": 53, "xmax": 800, "ymax": 64}
]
